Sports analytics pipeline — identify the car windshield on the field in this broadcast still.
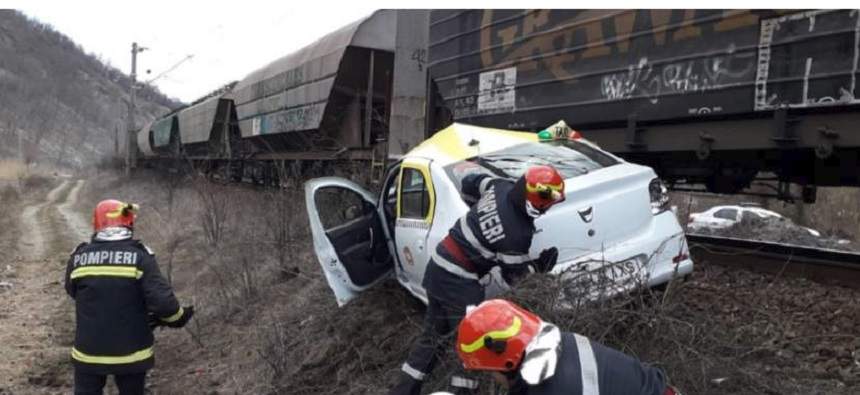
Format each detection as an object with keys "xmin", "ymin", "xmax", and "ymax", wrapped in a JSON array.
[{"xmin": 443, "ymin": 140, "xmax": 620, "ymax": 191}]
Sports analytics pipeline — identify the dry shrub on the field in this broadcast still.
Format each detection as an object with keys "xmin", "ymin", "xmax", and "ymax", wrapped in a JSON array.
[
  {"xmin": 501, "ymin": 268, "xmax": 857, "ymax": 395},
  {"xmin": 192, "ymin": 176, "xmax": 233, "ymax": 247},
  {"xmin": 20, "ymin": 173, "xmax": 52, "ymax": 190},
  {"xmin": 0, "ymin": 184, "xmax": 19, "ymax": 205},
  {"xmin": 0, "ymin": 184, "xmax": 20, "ymax": 254},
  {"xmin": 256, "ymin": 278, "xmax": 428, "ymax": 395}
]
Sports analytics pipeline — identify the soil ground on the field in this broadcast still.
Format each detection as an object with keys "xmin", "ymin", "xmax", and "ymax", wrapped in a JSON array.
[
  {"xmin": 1, "ymin": 177, "xmax": 86, "ymax": 395},
  {"xmin": 0, "ymin": 170, "xmax": 858, "ymax": 394}
]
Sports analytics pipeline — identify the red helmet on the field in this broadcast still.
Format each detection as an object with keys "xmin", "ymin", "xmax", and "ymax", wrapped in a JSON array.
[
  {"xmin": 456, "ymin": 299, "xmax": 542, "ymax": 372},
  {"xmin": 93, "ymin": 199, "xmax": 138, "ymax": 232},
  {"xmin": 524, "ymin": 165, "xmax": 565, "ymax": 212}
]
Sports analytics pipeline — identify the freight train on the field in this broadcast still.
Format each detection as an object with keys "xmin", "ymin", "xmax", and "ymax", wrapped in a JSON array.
[{"xmin": 136, "ymin": 9, "xmax": 860, "ymax": 201}]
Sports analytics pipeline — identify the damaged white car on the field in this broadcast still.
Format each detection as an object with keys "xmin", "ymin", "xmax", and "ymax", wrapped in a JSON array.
[{"xmin": 305, "ymin": 122, "xmax": 693, "ymax": 306}]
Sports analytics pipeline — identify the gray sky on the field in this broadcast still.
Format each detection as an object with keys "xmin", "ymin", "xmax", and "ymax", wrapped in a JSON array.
[{"xmin": 18, "ymin": 1, "xmax": 378, "ymax": 103}]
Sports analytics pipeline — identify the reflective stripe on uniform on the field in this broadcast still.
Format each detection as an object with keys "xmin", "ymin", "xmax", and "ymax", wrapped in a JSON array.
[
  {"xmin": 71, "ymin": 347, "xmax": 152, "ymax": 365},
  {"xmin": 478, "ymin": 177, "xmax": 493, "ymax": 194},
  {"xmin": 70, "ymin": 266, "xmax": 143, "ymax": 280},
  {"xmin": 496, "ymin": 252, "xmax": 531, "ymax": 264},
  {"xmin": 401, "ymin": 362, "xmax": 426, "ymax": 381},
  {"xmin": 458, "ymin": 218, "xmax": 495, "ymax": 260},
  {"xmin": 160, "ymin": 306, "xmax": 184, "ymax": 323},
  {"xmin": 574, "ymin": 333, "xmax": 600, "ymax": 395},
  {"xmin": 431, "ymin": 250, "xmax": 480, "ymax": 280},
  {"xmin": 459, "ymin": 218, "xmax": 530, "ymax": 265},
  {"xmin": 451, "ymin": 376, "xmax": 479, "ymax": 389}
]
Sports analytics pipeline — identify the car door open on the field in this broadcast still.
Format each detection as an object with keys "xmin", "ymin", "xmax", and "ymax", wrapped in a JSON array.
[{"xmin": 305, "ymin": 177, "xmax": 393, "ymax": 306}]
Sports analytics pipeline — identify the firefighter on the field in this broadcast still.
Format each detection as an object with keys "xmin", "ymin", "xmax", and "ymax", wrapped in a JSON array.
[
  {"xmin": 390, "ymin": 165, "xmax": 566, "ymax": 395},
  {"xmin": 65, "ymin": 199, "xmax": 194, "ymax": 395},
  {"xmin": 456, "ymin": 299, "xmax": 679, "ymax": 395}
]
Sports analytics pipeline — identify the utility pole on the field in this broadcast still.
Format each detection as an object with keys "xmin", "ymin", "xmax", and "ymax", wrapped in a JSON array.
[
  {"xmin": 114, "ymin": 124, "xmax": 119, "ymax": 158},
  {"xmin": 126, "ymin": 42, "xmax": 146, "ymax": 175},
  {"xmin": 17, "ymin": 127, "xmax": 24, "ymax": 193},
  {"xmin": 17, "ymin": 127, "xmax": 23, "ymax": 164}
]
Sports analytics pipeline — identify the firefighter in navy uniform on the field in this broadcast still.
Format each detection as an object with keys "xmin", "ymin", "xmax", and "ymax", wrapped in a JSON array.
[
  {"xmin": 456, "ymin": 299, "xmax": 680, "ymax": 395},
  {"xmin": 390, "ymin": 165, "xmax": 566, "ymax": 395},
  {"xmin": 65, "ymin": 199, "xmax": 194, "ymax": 395}
]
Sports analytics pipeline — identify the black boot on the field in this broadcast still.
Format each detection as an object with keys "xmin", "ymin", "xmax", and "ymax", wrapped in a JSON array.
[{"xmin": 388, "ymin": 373, "xmax": 422, "ymax": 395}]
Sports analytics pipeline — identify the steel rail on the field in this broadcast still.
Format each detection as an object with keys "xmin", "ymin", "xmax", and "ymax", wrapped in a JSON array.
[{"xmin": 686, "ymin": 233, "xmax": 860, "ymax": 288}]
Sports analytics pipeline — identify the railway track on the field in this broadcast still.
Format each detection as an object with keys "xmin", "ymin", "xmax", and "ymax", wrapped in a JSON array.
[{"xmin": 687, "ymin": 233, "xmax": 860, "ymax": 288}]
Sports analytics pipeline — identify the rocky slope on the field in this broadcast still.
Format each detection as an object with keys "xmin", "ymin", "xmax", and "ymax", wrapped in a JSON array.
[{"xmin": 0, "ymin": 10, "xmax": 180, "ymax": 169}]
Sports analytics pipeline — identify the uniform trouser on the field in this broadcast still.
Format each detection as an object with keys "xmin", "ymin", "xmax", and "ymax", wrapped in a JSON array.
[
  {"xmin": 391, "ymin": 292, "xmax": 483, "ymax": 395},
  {"xmin": 74, "ymin": 368, "xmax": 146, "ymax": 395}
]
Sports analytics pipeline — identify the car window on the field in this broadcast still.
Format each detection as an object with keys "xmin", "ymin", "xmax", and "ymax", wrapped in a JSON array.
[
  {"xmin": 443, "ymin": 140, "xmax": 619, "ymax": 191},
  {"xmin": 400, "ymin": 167, "xmax": 430, "ymax": 220},
  {"xmin": 713, "ymin": 208, "xmax": 738, "ymax": 220},
  {"xmin": 741, "ymin": 210, "xmax": 760, "ymax": 222},
  {"xmin": 381, "ymin": 166, "xmax": 400, "ymax": 218},
  {"xmin": 314, "ymin": 187, "xmax": 375, "ymax": 231}
]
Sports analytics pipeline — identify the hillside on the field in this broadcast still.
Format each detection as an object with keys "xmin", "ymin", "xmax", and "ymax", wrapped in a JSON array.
[{"xmin": 0, "ymin": 10, "xmax": 180, "ymax": 169}]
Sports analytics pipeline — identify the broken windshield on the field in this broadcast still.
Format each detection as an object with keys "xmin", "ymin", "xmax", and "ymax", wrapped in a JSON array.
[{"xmin": 443, "ymin": 139, "xmax": 620, "ymax": 192}]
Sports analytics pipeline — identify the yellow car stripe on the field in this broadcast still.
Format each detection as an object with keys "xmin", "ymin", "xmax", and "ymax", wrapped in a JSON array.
[
  {"xmin": 460, "ymin": 316, "xmax": 522, "ymax": 353},
  {"xmin": 397, "ymin": 158, "xmax": 436, "ymax": 223},
  {"xmin": 408, "ymin": 123, "xmax": 537, "ymax": 165},
  {"xmin": 71, "ymin": 347, "xmax": 152, "ymax": 365},
  {"xmin": 70, "ymin": 266, "xmax": 143, "ymax": 280}
]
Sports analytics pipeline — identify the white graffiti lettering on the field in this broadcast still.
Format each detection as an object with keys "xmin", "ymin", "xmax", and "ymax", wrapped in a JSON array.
[{"xmin": 600, "ymin": 51, "xmax": 754, "ymax": 104}]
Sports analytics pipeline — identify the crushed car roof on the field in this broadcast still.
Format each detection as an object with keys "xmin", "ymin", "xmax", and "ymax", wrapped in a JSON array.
[{"xmin": 407, "ymin": 123, "xmax": 538, "ymax": 165}]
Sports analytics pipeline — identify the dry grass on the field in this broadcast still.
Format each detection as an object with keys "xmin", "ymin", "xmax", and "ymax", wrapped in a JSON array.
[
  {"xmin": 74, "ymin": 169, "xmax": 860, "ymax": 395},
  {"xmin": 0, "ymin": 159, "xmax": 26, "ymax": 180}
]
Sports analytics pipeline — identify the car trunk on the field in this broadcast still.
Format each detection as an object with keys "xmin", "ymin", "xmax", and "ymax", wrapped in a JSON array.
[{"xmin": 534, "ymin": 163, "xmax": 655, "ymax": 262}]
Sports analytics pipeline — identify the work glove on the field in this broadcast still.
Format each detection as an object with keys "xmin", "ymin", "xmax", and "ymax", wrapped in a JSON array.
[
  {"xmin": 532, "ymin": 247, "xmax": 558, "ymax": 274},
  {"xmin": 164, "ymin": 305, "xmax": 195, "ymax": 329}
]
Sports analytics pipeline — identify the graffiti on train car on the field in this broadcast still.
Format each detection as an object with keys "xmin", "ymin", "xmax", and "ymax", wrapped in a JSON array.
[
  {"xmin": 478, "ymin": 10, "xmax": 765, "ymax": 81},
  {"xmin": 754, "ymin": 10, "xmax": 860, "ymax": 111},
  {"xmin": 249, "ymin": 104, "xmax": 324, "ymax": 136},
  {"xmin": 435, "ymin": 9, "xmax": 860, "ymax": 121},
  {"xmin": 600, "ymin": 51, "xmax": 755, "ymax": 108}
]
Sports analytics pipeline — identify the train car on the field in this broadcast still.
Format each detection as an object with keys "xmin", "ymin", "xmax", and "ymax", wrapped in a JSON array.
[
  {"xmin": 230, "ymin": 9, "xmax": 397, "ymax": 163},
  {"xmin": 136, "ymin": 114, "xmax": 180, "ymax": 159},
  {"xmin": 136, "ymin": 120, "xmax": 155, "ymax": 158},
  {"xmin": 134, "ymin": 10, "xmax": 417, "ymax": 185},
  {"xmin": 177, "ymin": 96, "xmax": 236, "ymax": 159},
  {"xmin": 427, "ymin": 9, "xmax": 860, "ymax": 199},
  {"xmin": 151, "ymin": 114, "xmax": 181, "ymax": 157}
]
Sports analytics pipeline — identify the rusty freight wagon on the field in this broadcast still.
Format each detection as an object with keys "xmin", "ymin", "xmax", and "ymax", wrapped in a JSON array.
[
  {"xmin": 136, "ymin": 10, "xmax": 433, "ymax": 185},
  {"xmin": 427, "ymin": 9, "xmax": 860, "ymax": 200}
]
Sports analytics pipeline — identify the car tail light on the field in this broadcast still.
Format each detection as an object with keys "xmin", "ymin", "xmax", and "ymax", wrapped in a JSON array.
[
  {"xmin": 649, "ymin": 178, "xmax": 670, "ymax": 215},
  {"xmin": 672, "ymin": 252, "xmax": 689, "ymax": 264}
]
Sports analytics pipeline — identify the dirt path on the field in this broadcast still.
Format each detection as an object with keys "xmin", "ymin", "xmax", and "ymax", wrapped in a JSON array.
[{"xmin": 1, "ymin": 178, "xmax": 88, "ymax": 395}]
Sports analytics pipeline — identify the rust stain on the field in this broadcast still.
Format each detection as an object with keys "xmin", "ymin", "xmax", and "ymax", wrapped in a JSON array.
[
  {"xmin": 612, "ymin": 11, "xmax": 636, "ymax": 54},
  {"xmin": 580, "ymin": 10, "xmax": 612, "ymax": 59},
  {"xmin": 480, "ymin": 10, "xmax": 496, "ymax": 70},
  {"xmin": 714, "ymin": 10, "xmax": 760, "ymax": 32},
  {"xmin": 498, "ymin": 25, "xmax": 518, "ymax": 51},
  {"xmin": 673, "ymin": 9, "xmax": 702, "ymax": 42},
  {"xmin": 650, "ymin": 10, "xmax": 673, "ymax": 45}
]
